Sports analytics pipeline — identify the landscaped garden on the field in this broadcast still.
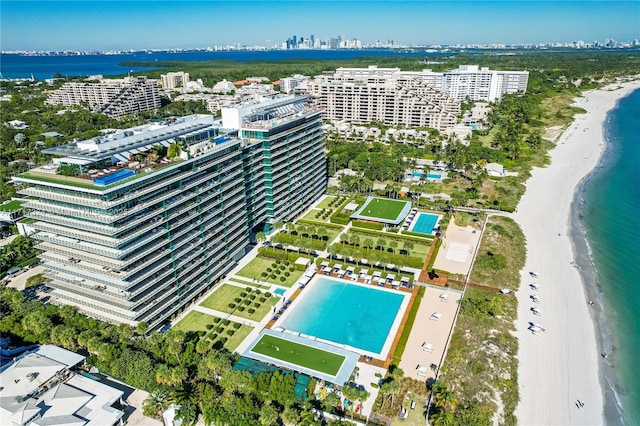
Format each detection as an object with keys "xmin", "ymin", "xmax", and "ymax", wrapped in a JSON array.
[
  {"xmin": 250, "ymin": 334, "xmax": 345, "ymax": 376},
  {"xmin": 328, "ymin": 228, "xmax": 433, "ymax": 269},
  {"xmin": 200, "ymin": 284, "xmax": 279, "ymax": 320},
  {"xmin": 270, "ymin": 222, "xmax": 342, "ymax": 251},
  {"xmin": 172, "ymin": 310, "xmax": 253, "ymax": 352},
  {"xmin": 237, "ymin": 256, "xmax": 304, "ymax": 287}
]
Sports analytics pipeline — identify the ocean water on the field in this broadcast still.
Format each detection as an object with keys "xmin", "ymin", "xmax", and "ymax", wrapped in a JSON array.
[
  {"xmin": 579, "ymin": 88, "xmax": 640, "ymax": 424},
  {"xmin": 0, "ymin": 49, "xmax": 453, "ymax": 80}
]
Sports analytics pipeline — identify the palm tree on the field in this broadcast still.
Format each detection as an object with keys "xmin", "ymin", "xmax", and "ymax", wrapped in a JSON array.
[
  {"xmin": 256, "ymin": 231, "xmax": 266, "ymax": 244},
  {"xmin": 430, "ymin": 409, "xmax": 455, "ymax": 426},
  {"xmin": 432, "ymin": 383, "xmax": 458, "ymax": 412},
  {"xmin": 389, "ymin": 240, "xmax": 398, "ymax": 255},
  {"xmin": 143, "ymin": 389, "xmax": 173, "ymax": 419}
]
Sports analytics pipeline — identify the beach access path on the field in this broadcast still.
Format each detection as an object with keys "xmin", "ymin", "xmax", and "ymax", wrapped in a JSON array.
[{"xmin": 514, "ymin": 79, "xmax": 640, "ymax": 425}]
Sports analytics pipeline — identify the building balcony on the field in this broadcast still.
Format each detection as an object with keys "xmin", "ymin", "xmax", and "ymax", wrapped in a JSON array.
[{"xmin": 20, "ymin": 187, "xmax": 107, "ymax": 208}]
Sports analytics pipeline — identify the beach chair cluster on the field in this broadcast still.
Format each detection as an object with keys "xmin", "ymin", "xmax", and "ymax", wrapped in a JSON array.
[
  {"xmin": 402, "ymin": 208, "xmax": 418, "ymax": 230},
  {"xmin": 272, "ymin": 300, "xmax": 293, "ymax": 321},
  {"xmin": 317, "ymin": 260, "xmax": 413, "ymax": 291}
]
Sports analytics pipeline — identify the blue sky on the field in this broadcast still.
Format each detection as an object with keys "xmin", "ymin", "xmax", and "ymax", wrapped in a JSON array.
[{"xmin": 1, "ymin": 1, "xmax": 639, "ymax": 51}]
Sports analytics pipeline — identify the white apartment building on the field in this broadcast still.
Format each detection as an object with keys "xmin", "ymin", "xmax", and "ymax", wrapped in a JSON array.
[
  {"xmin": 299, "ymin": 66, "xmax": 460, "ymax": 130},
  {"xmin": 418, "ymin": 65, "xmax": 529, "ymax": 102},
  {"xmin": 46, "ymin": 76, "xmax": 160, "ymax": 119},
  {"xmin": 280, "ymin": 74, "xmax": 309, "ymax": 94},
  {"xmin": 160, "ymin": 71, "xmax": 190, "ymax": 89},
  {"xmin": 212, "ymin": 79, "xmax": 236, "ymax": 93}
]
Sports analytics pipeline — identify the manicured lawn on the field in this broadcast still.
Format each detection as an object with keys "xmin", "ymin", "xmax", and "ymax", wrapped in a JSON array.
[
  {"xmin": 237, "ymin": 256, "xmax": 304, "ymax": 287},
  {"xmin": 302, "ymin": 209, "xmax": 328, "ymax": 222},
  {"xmin": 225, "ymin": 324, "xmax": 253, "ymax": 352},
  {"xmin": 250, "ymin": 334, "xmax": 345, "ymax": 375},
  {"xmin": 347, "ymin": 230, "xmax": 432, "ymax": 258},
  {"xmin": 316, "ymin": 196, "xmax": 337, "ymax": 209},
  {"xmin": 173, "ymin": 311, "xmax": 216, "ymax": 333},
  {"xmin": 357, "ymin": 197, "xmax": 409, "ymax": 221},
  {"xmin": 234, "ymin": 294, "xmax": 280, "ymax": 321},
  {"xmin": 201, "ymin": 285, "xmax": 246, "ymax": 313},
  {"xmin": 228, "ymin": 277, "xmax": 270, "ymax": 289}
]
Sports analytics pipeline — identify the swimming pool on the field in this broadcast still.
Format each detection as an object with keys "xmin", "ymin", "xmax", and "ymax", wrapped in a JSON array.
[
  {"xmin": 274, "ymin": 288, "xmax": 286, "ymax": 296},
  {"xmin": 278, "ymin": 277, "xmax": 406, "ymax": 354},
  {"xmin": 410, "ymin": 212, "xmax": 441, "ymax": 235},
  {"xmin": 411, "ymin": 172, "xmax": 442, "ymax": 179}
]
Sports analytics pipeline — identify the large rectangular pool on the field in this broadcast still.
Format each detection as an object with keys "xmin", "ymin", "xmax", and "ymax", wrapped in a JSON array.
[
  {"xmin": 410, "ymin": 212, "xmax": 441, "ymax": 235},
  {"xmin": 278, "ymin": 277, "xmax": 406, "ymax": 354}
]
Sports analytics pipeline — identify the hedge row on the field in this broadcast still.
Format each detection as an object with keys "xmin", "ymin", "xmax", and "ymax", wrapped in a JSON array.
[
  {"xmin": 400, "ymin": 230, "xmax": 436, "ymax": 240},
  {"xmin": 329, "ymin": 198, "xmax": 354, "ymax": 225},
  {"xmin": 426, "ymin": 238, "xmax": 443, "ymax": 271},
  {"xmin": 297, "ymin": 219, "xmax": 344, "ymax": 230},
  {"xmin": 349, "ymin": 227, "xmax": 433, "ymax": 244},
  {"xmin": 352, "ymin": 219, "xmax": 384, "ymax": 231}
]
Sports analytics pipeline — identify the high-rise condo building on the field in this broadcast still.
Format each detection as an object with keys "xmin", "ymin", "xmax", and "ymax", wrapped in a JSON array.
[
  {"xmin": 13, "ymin": 95, "xmax": 325, "ymax": 328},
  {"xmin": 161, "ymin": 71, "xmax": 190, "ymax": 89},
  {"xmin": 408, "ymin": 65, "xmax": 529, "ymax": 102},
  {"xmin": 300, "ymin": 66, "xmax": 460, "ymax": 130},
  {"xmin": 46, "ymin": 76, "xmax": 160, "ymax": 119}
]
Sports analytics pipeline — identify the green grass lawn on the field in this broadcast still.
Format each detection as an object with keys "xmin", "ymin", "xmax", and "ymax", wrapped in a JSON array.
[
  {"xmin": 173, "ymin": 311, "xmax": 216, "ymax": 333},
  {"xmin": 201, "ymin": 285, "xmax": 246, "ymax": 313},
  {"xmin": 251, "ymin": 334, "xmax": 345, "ymax": 376},
  {"xmin": 237, "ymin": 256, "xmax": 304, "ymax": 287},
  {"xmin": 225, "ymin": 324, "xmax": 253, "ymax": 352},
  {"xmin": 316, "ymin": 196, "xmax": 337, "ymax": 209},
  {"xmin": 234, "ymin": 294, "xmax": 280, "ymax": 321},
  {"xmin": 228, "ymin": 277, "xmax": 270, "ymax": 289},
  {"xmin": 302, "ymin": 209, "xmax": 328, "ymax": 222},
  {"xmin": 358, "ymin": 197, "xmax": 409, "ymax": 221},
  {"xmin": 348, "ymin": 230, "xmax": 432, "ymax": 258}
]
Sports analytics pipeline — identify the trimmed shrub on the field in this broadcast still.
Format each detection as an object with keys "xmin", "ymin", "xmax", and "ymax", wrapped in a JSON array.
[
  {"xmin": 226, "ymin": 329, "xmax": 235, "ymax": 336},
  {"xmin": 259, "ymin": 297, "xmax": 266, "ymax": 303},
  {"xmin": 205, "ymin": 324, "xmax": 214, "ymax": 330},
  {"xmin": 280, "ymin": 276, "xmax": 286, "ymax": 282},
  {"xmin": 198, "ymin": 331, "xmax": 206, "ymax": 337},
  {"xmin": 254, "ymin": 302, "xmax": 261, "ymax": 308},
  {"xmin": 240, "ymin": 292, "xmax": 247, "ymax": 297},
  {"xmin": 270, "ymin": 274, "xmax": 277, "ymax": 279},
  {"xmin": 261, "ymin": 272, "xmax": 268, "ymax": 277},
  {"xmin": 215, "ymin": 326, "xmax": 223, "ymax": 333},
  {"xmin": 228, "ymin": 303, "xmax": 236, "ymax": 309},
  {"xmin": 284, "ymin": 271, "xmax": 290, "ymax": 277},
  {"xmin": 248, "ymin": 308, "xmax": 255, "ymax": 314},
  {"xmin": 223, "ymin": 319, "xmax": 230, "ymax": 325},
  {"xmin": 352, "ymin": 219, "xmax": 384, "ymax": 231},
  {"xmin": 234, "ymin": 297, "xmax": 241, "ymax": 303},
  {"xmin": 213, "ymin": 317, "xmax": 221, "ymax": 323},
  {"xmin": 265, "ymin": 292, "xmax": 272, "ymax": 298},
  {"xmin": 243, "ymin": 299, "xmax": 251, "ymax": 305},
  {"xmin": 233, "ymin": 323, "xmax": 241, "ymax": 329},
  {"xmin": 237, "ymin": 306, "xmax": 245, "ymax": 311}
]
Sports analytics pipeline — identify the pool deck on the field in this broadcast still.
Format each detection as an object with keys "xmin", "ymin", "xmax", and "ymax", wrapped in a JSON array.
[{"xmin": 267, "ymin": 270, "xmax": 419, "ymax": 370}]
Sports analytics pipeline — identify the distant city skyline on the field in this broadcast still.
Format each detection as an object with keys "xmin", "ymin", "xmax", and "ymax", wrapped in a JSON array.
[{"xmin": 1, "ymin": 1, "xmax": 639, "ymax": 51}]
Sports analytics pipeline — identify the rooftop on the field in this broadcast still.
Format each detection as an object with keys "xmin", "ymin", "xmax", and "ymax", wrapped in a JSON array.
[{"xmin": 0, "ymin": 345, "xmax": 124, "ymax": 426}]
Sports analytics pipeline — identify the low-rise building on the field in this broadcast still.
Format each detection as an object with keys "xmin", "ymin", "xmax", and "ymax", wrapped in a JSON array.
[{"xmin": 0, "ymin": 345, "xmax": 125, "ymax": 426}]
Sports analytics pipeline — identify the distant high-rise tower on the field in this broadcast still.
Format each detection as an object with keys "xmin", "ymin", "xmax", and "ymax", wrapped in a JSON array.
[{"xmin": 292, "ymin": 35, "xmax": 297, "ymax": 48}]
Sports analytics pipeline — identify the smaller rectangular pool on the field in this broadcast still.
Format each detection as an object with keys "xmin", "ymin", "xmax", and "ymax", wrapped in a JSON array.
[
  {"xmin": 410, "ymin": 212, "xmax": 441, "ymax": 235},
  {"xmin": 411, "ymin": 172, "xmax": 442, "ymax": 179}
]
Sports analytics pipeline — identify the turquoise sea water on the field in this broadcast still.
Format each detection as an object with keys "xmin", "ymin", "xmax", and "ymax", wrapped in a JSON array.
[
  {"xmin": 278, "ymin": 278, "xmax": 404, "ymax": 353},
  {"xmin": 581, "ymin": 89, "xmax": 640, "ymax": 424}
]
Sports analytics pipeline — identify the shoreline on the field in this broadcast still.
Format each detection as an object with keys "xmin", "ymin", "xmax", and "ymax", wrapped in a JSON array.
[{"xmin": 513, "ymin": 79, "xmax": 640, "ymax": 425}]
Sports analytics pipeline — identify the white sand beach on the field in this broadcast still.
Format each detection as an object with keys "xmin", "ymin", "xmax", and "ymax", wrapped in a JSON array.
[{"xmin": 514, "ymin": 80, "xmax": 640, "ymax": 425}]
